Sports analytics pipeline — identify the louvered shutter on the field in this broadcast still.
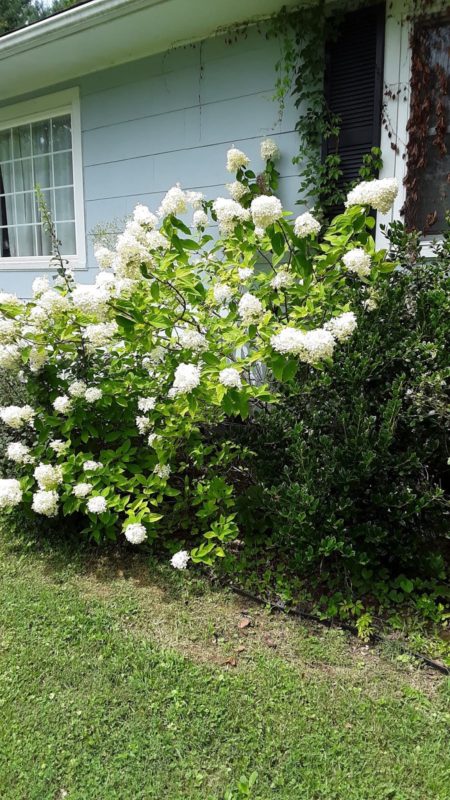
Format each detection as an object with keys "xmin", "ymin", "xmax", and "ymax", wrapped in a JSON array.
[{"xmin": 323, "ymin": 4, "xmax": 385, "ymax": 217}]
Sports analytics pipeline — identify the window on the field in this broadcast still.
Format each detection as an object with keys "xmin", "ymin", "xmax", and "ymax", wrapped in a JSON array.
[
  {"xmin": 406, "ymin": 16, "xmax": 449, "ymax": 234},
  {"xmin": 0, "ymin": 89, "xmax": 85, "ymax": 269}
]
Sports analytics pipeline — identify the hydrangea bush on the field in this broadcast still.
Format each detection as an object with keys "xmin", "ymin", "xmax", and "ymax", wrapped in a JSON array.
[{"xmin": 0, "ymin": 141, "xmax": 397, "ymax": 565}]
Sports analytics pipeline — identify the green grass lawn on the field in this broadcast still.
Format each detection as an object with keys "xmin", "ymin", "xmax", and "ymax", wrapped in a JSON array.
[{"xmin": 0, "ymin": 534, "xmax": 449, "ymax": 800}]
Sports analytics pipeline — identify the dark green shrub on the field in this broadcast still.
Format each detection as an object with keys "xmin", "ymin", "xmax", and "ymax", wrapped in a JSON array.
[{"xmin": 236, "ymin": 245, "xmax": 450, "ymax": 587}]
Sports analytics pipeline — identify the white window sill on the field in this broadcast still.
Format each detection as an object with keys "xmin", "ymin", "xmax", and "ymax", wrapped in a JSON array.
[{"xmin": 0, "ymin": 255, "xmax": 86, "ymax": 271}]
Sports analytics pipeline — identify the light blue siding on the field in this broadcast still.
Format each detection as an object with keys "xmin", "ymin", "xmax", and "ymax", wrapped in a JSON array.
[{"xmin": 0, "ymin": 26, "xmax": 301, "ymax": 296}]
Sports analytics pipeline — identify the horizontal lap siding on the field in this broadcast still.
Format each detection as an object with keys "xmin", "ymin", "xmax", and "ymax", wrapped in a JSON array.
[
  {"xmin": 1, "ymin": 27, "xmax": 301, "ymax": 295},
  {"xmin": 80, "ymin": 29, "xmax": 300, "ymax": 272}
]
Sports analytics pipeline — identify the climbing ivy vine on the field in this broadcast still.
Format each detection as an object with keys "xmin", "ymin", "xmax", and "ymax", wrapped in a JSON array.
[{"xmin": 265, "ymin": 0, "xmax": 448, "ymax": 227}]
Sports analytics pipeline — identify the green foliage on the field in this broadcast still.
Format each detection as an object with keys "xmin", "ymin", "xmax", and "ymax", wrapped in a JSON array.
[
  {"xmin": 0, "ymin": 0, "xmax": 44, "ymax": 34},
  {"xmin": 0, "ymin": 145, "xmax": 393, "ymax": 563},
  {"xmin": 232, "ymin": 228, "xmax": 450, "ymax": 602},
  {"xmin": 0, "ymin": 0, "xmax": 86, "ymax": 36}
]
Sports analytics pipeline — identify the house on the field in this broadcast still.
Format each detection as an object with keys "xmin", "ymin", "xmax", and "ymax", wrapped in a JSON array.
[{"xmin": 0, "ymin": 0, "xmax": 448, "ymax": 296}]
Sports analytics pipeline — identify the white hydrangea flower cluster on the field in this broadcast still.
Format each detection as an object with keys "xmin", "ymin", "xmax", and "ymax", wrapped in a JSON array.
[
  {"xmin": 32, "ymin": 489, "xmax": 58, "ymax": 517},
  {"xmin": 136, "ymin": 415, "xmax": 153, "ymax": 434},
  {"xmin": 68, "ymin": 380, "xmax": 87, "ymax": 398},
  {"xmin": 212, "ymin": 198, "xmax": 250, "ymax": 235},
  {"xmin": 226, "ymin": 181, "xmax": 249, "ymax": 202},
  {"xmin": 186, "ymin": 191, "xmax": 204, "ymax": 209},
  {"xmin": 170, "ymin": 549, "xmax": 190, "ymax": 569},
  {"xmin": 294, "ymin": 212, "xmax": 321, "ymax": 238},
  {"xmin": 144, "ymin": 345, "xmax": 166, "ymax": 366},
  {"xmin": 94, "ymin": 246, "xmax": 115, "ymax": 271},
  {"xmin": 34, "ymin": 463, "xmax": 63, "ymax": 491},
  {"xmin": 53, "ymin": 395, "xmax": 73, "ymax": 415},
  {"xmin": 250, "ymin": 195, "xmax": 283, "ymax": 229},
  {"xmin": 0, "ymin": 344, "xmax": 21, "ymax": 371},
  {"xmin": 0, "ymin": 478, "xmax": 23, "ymax": 510},
  {"xmin": 29, "ymin": 348, "xmax": 48, "ymax": 373},
  {"xmin": 83, "ymin": 460, "xmax": 103, "ymax": 472},
  {"xmin": 73, "ymin": 482, "xmax": 93, "ymax": 498},
  {"xmin": 147, "ymin": 433, "xmax": 160, "ymax": 447},
  {"xmin": 87, "ymin": 496, "xmax": 107, "ymax": 514},
  {"xmin": 345, "ymin": 178, "xmax": 398, "ymax": 214},
  {"xmin": 71, "ymin": 285, "xmax": 110, "ymax": 318},
  {"xmin": 7, "ymin": 442, "xmax": 33, "ymax": 464},
  {"xmin": 85, "ymin": 387, "xmax": 102, "ymax": 403},
  {"xmin": 213, "ymin": 283, "xmax": 233, "ymax": 306},
  {"xmin": 146, "ymin": 230, "xmax": 169, "ymax": 251},
  {"xmin": 133, "ymin": 203, "xmax": 157, "ymax": 228},
  {"xmin": 114, "ymin": 231, "xmax": 148, "ymax": 279},
  {"xmin": 49, "ymin": 439, "xmax": 68, "ymax": 455},
  {"xmin": 226, "ymin": 147, "xmax": 249, "ymax": 172},
  {"xmin": 0, "ymin": 405, "xmax": 35, "ymax": 429},
  {"xmin": 137, "ymin": 396, "xmax": 156, "ymax": 413},
  {"xmin": 177, "ymin": 328, "xmax": 207, "ymax": 352},
  {"xmin": 84, "ymin": 321, "xmax": 118, "ymax": 350},
  {"xmin": 37, "ymin": 289, "xmax": 70, "ymax": 315},
  {"xmin": 238, "ymin": 267, "xmax": 254, "ymax": 281},
  {"xmin": 219, "ymin": 367, "xmax": 242, "ymax": 388},
  {"xmin": 342, "ymin": 248, "xmax": 372, "ymax": 278},
  {"xmin": 124, "ymin": 523, "xmax": 147, "ymax": 544},
  {"xmin": 193, "ymin": 210, "xmax": 209, "ymax": 229},
  {"xmin": 168, "ymin": 363, "xmax": 201, "ymax": 397},
  {"xmin": 0, "ymin": 292, "xmax": 23, "ymax": 306},
  {"xmin": 158, "ymin": 184, "xmax": 187, "ymax": 217},
  {"xmin": 324, "ymin": 311, "xmax": 357, "ymax": 342},
  {"xmin": 260, "ymin": 138, "xmax": 280, "ymax": 161},
  {"xmin": 32, "ymin": 276, "xmax": 50, "ymax": 297},
  {"xmin": 270, "ymin": 270, "xmax": 292, "ymax": 290},
  {"xmin": 271, "ymin": 326, "xmax": 336, "ymax": 363},
  {"xmin": 0, "ymin": 317, "xmax": 17, "ymax": 343},
  {"xmin": 154, "ymin": 463, "xmax": 171, "ymax": 479},
  {"xmin": 238, "ymin": 293, "xmax": 263, "ymax": 325}
]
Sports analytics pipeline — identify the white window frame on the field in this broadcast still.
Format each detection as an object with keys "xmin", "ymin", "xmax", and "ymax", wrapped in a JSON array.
[
  {"xmin": 376, "ymin": 1, "xmax": 447, "ymax": 255},
  {"xmin": 0, "ymin": 87, "xmax": 85, "ymax": 271}
]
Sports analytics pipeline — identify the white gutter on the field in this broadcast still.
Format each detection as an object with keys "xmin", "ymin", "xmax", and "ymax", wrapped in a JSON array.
[{"xmin": 0, "ymin": 0, "xmax": 170, "ymax": 60}]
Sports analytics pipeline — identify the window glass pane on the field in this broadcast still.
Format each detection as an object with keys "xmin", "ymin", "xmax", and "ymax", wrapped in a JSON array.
[
  {"xmin": 32, "ymin": 119, "xmax": 51, "ymax": 155},
  {"xmin": 12, "ymin": 125, "xmax": 31, "ymax": 158},
  {"xmin": 16, "ymin": 192, "xmax": 35, "ymax": 225},
  {"xmin": 34, "ymin": 189, "xmax": 54, "ymax": 223},
  {"xmin": 52, "ymin": 115, "xmax": 72, "ymax": 151},
  {"xmin": 33, "ymin": 155, "xmax": 52, "ymax": 188},
  {"xmin": 415, "ymin": 134, "xmax": 450, "ymax": 234},
  {"xmin": 0, "ymin": 130, "xmax": 11, "ymax": 162},
  {"xmin": 1, "ymin": 194, "xmax": 16, "ymax": 228},
  {"xmin": 56, "ymin": 221, "xmax": 76, "ymax": 254},
  {"xmin": 35, "ymin": 224, "xmax": 52, "ymax": 256},
  {"xmin": 54, "ymin": 187, "xmax": 74, "ymax": 221},
  {"xmin": 0, "ymin": 163, "xmax": 13, "ymax": 194},
  {"xmin": 53, "ymin": 151, "xmax": 73, "ymax": 186},
  {"xmin": 0, "ymin": 227, "xmax": 17, "ymax": 257},
  {"xmin": 0, "ymin": 110, "xmax": 75, "ymax": 259},
  {"xmin": 13, "ymin": 159, "xmax": 34, "ymax": 192},
  {"xmin": 17, "ymin": 225, "xmax": 36, "ymax": 257}
]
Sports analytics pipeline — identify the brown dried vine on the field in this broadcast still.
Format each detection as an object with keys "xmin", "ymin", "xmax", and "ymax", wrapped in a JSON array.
[{"xmin": 402, "ymin": 7, "xmax": 449, "ymax": 233}]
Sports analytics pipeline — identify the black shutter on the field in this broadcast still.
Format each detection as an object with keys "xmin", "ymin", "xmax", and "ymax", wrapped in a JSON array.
[{"xmin": 323, "ymin": 4, "xmax": 385, "ymax": 217}]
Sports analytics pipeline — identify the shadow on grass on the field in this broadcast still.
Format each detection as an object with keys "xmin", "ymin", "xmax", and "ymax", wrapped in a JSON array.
[{"xmin": 0, "ymin": 507, "xmax": 220, "ymax": 602}]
